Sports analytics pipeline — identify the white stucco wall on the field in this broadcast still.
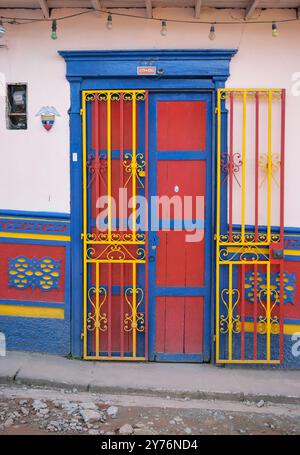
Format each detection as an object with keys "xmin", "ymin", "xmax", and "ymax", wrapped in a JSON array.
[{"xmin": 0, "ymin": 7, "xmax": 299, "ymax": 227}]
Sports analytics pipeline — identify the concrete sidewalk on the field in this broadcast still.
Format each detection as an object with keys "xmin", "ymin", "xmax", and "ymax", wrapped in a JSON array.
[{"xmin": 1, "ymin": 351, "xmax": 300, "ymax": 404}]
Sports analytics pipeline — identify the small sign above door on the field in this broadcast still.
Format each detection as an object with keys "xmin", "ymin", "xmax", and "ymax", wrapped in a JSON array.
[{"xmin": 137, "ymin": 66, "xmax": 157, "ymax": 76}]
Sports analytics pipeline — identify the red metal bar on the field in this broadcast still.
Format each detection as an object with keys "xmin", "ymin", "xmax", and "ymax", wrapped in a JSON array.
[
  {"xmin": 241, "ymin": 264, "xmax": 245, "ymax": 360},
  {"xmin": 279, "ymin": 263, "xmax": 284, "ymax": 362},
  {"xmin": 253, "ymin": 264, "xmax": 258, "ymax": 360},
  {"xmin": 119, "ymin": 94, "xmax": 125, "ymax": 357},
  {"xmin": 279, "ymin": 89, "xmax": 286, "ymax": 362},
  {"xmin": 144, "ymin": 91, "xmax": 149, "ymax": 359},
  {"xmin": 255, "ymin": 92, "xmax": 259, "ymax": 242},
  {"xmin": 94, "ymin": 96, "xmax": 100, "ymax": 211},
  {"xmin": 229, "ymin": 93, "xmax": 234, "ymax": 242}
]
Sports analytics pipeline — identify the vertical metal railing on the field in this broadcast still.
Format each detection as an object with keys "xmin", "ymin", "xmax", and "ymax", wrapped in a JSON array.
[
  {"xmin": 81, "ymin": 90, "xmax": 148, "ymax": 360},
  {"xmin": 216, "ymin": 88, "xmax": 286, "ymax": 364}
]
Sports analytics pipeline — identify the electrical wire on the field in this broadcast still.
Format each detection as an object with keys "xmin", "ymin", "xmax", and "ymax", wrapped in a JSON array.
[{"xmin": 0, "ymin": 7, "xmax": 298, "ymax": 26}]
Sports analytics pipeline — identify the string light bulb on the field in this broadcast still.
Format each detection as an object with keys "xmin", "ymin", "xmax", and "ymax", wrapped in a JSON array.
[
  {"xmin": 208, "ymin": 24, "xmax": 216, "ymax": 40},
  {"xmin": 160, "ymin": 20, "xmax": 167, "ymax": 36},
  {"xmin": 51, "ymin": 19, "xmax": 57, "ymax": 40},
  {"xmin": 272, "ymin": 22, "xmax": 279, "ymax": 37},
  {"xmin": 106, "ymin": 14, "xmax": 113, "ymax": 30},
  {"xmin": 0, "ymin": 19, "xmax": 5, "ymax": 37}
]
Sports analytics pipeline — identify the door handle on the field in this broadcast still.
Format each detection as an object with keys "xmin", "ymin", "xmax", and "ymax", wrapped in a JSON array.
[
  {"xmin": 148, "ymin": 232, "xmax": 159, "ymax": 263},
  {"xmin": 150, "ymin": 232, "xmax": 160, "ymax": 249}
]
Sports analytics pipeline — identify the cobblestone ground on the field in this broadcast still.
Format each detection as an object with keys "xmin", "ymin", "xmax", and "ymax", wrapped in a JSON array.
[{"xmin": 0, "ymin": 384, "xmax": 300, "ymax": 435}]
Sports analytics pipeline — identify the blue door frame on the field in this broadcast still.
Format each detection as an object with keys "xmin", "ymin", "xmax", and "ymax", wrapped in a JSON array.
[{"xmin": 59, "ymin": 49, "xmax": 237, "ymax": 359}]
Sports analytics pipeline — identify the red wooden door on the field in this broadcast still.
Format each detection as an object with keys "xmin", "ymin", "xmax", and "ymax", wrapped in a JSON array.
[{"xmin": 148, "ymin": 92, "xmax": 212, "ymax": 362}]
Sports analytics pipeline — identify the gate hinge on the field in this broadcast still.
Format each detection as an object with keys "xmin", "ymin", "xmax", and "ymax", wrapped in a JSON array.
[
  {"xmin": 80, "ymin": 108, "xmax": 83, "ymax": 116},
  {"xmin": 215, "ymin": 107, "xmax": 219, "ymax": 115},
  {"xmin": 81, "ymin": 233, "xmax": 85, "ymax": 240},
  {"xmin": 213, "ymin": 334, "xmax": 216, "ymax": 343},
  {"xmin": 81, "ymin": 332, "xmax": 84, "ymax": 340}
]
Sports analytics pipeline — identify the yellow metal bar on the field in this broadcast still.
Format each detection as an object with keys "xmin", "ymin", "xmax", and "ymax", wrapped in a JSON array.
[
  {"xmin": 216, "ymin": 359, "xmax": 280, "ymax": 364},
  {"xmin": 131, "ymin": 93, "xmax": 137, "ymax": 359},
  {"xmin": 266, "ymin": 262, "xmax": 271, "ymax": 361},
  {"xmin": 82, "ymin": 91, "xmax": 88, "ymax": 359},
  {"xmin": 215, "ymin": 89, "xmax": 221, "ymax": 363},
  {"xmin": 107, "ymin": 94, "xmax": 112, "ymax": 241},
  {"xmin": 267, "ymin": 91, "xmax": 272, "ymax": 243},
  {"xmin": 219, "ymin": 261, "xmax": 271, "ymax": 265},
  {"xmin": 241, "ymin": 91, "xmax": 247, "ymax": 242},
  {"xmin": 228, "ymin": 263, "xmax": 233, "ymax": 361},
  {"xmin": 219, "ymin": 242, "xmax": 270, "ymax": 247},
  {"xmin": 218, "ymin": 88, "xmax": 282, "ymax": 93},
  {"xmin": 83, "ymin": 89, "xmax": 146, "ymax": 95},
  {"xmin": 95, "ymin": 263, "xmax": 100, "ymax": 357},
  {"xmin": 132, "ymin": 263, "xmax": 137, "ymax": 357},
  {"xmin": 86, "ymin": 259, "xmax": 146, "ymax": 264},
  {"xmin": 84, "ymin": 356, "xmax": 146, "ymax": 361},
  {"xmin": 86, "ymin": 241, "xmax": 145, "ymax": 245}
]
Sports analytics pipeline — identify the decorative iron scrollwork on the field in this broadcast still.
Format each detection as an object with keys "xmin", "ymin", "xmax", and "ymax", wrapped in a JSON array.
[
  {"xmin": 217, "ymin": 232, "xmax": 280, "ymax": 245},
  {"xmin": 87, "ymin": 286, "xmax": 107, "ymax": 332},
  {"xmin": 220, "ymin": 288, "xmax": 241, "ymax": 334},
  {"xmin": 98, "ymin": 93, "xmax": 108, "ymax": 102},
  {"xmin": 221, "ymin": 152, "xmax": 242, "ymax": 187},
  {"xmin": 136, "ymin": 92, "xmax": 146, "ymax": 101},
  {"xmin": 124, "ymin": 287, "xmax": 145, "ymax": 332},
  {"xmin": 110, "ymin": 92, "xmax": 120, "ymax": 101},
  {"xmin": 86, "ymin": 153, "xmax": 107, "ymax": 188},
  {"xmin": 257, "ymin": 289, "xmax": 280, "ymax": 335},
  {"xmin": 259, "ymin": 153, "xmax": 281, "ymax": 187},
  {"xmin": 123, "ymin": 92, "xmax": 133, "ymax": 101},
  {"xmin": 123, "ymin": 152, "xmax": 146, "ymax": 188},
  {"xmin": 219, "ymin": 245, "xmax": 269, "ymax": 263},
  {"xmin": 86, "ymin": 244, "xmax": 146, "ymax": 261},
  {"xmin": 83, "ymin": 232, "xmax": 145, "ymax": 243},
  {"xmin": 85, "ymin": 93, "xmax": 95, "ymax": 102}
]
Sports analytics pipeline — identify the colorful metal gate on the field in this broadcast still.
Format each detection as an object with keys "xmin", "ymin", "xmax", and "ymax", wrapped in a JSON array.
[
  {"xmin": 216, "ymin": 88, "xmax": 286, "ymax": 364},
  {"xmin": 81, "ymin": 90, "xmax": 148, "ymax": 360}
]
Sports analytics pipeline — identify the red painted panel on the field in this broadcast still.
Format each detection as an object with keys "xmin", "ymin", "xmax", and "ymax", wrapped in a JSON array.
[
  {"xmin": 156, "ymin": 230, "xmax": 204, "ymax": 287},
  {"xmin": 155, "ymin": 297, "xmax": 166, "ymax": 352},
  {"xmin": 0, "ymin": 243, "xmax": 65, "ymax": 303},
  {"xmin": 165, "ymin": 297, "xmax": 185, "ymax": 353},
  {"xmin": 91, "ymin": 100, "xmax": 137, "ymax": 151},
  {"xmin": 91, "ymin": 160, "xmax": 133, "ymax": 222},
  {"xmin": 157, "ymin": 161, "xmax": 206, "ymax": 220},
  {"xmin": 184, "ymin": 297, "xmax": 204, "ymax": 353},
  {"xmin": 156, "ymin": 296, "xmax": 203, "ymax": 354},
  {"xmin": 157, "ymin": 101, "xmax": 206, "ymax": 151}
]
